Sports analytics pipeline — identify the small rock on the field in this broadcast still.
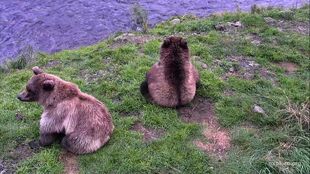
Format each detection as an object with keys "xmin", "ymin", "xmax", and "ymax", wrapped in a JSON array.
[
  {"xmin": 214, "ymin": 59, "xmax": 222, "ymax": 65},
  {"xmin": 231, "ymin": 21, "xmax": 242, "ymax": 27},
  {"xmin": 201, "ymin": 63, "xmax": 208, "ymax": 69},
  {"xmin": 136, "ymin": 27, "xmax": 142, "ymax": 32},
  {"xmin": 171, "ymin": 18, "xmax": 181, "ymax": 25},
  {"xmin": 251, "ymin": 40, "xmax": 261, "ymax": 45},
  {"xmin": 15, "ymin": 113, "xmax": 24, "ymax": 121},
  {"xmin": 248, "ymin": 61, "xmax": 259, "ymax": 67},
  {"xmin": 229, "ymin": 67, "xmax": 234, "ymax": 72},
  {"xmin": 253, "ymin": 105, "xmax": 265, "ymax": 115}
]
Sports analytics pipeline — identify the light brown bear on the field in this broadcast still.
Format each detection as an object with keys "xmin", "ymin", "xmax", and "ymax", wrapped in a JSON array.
[
  {"xmin": 17, "ymin": 66, "xmax": 114, "ymax": 154},
  {"xmin": 140, "ymin": 36, "xmax": 200, "ymax": 107}
]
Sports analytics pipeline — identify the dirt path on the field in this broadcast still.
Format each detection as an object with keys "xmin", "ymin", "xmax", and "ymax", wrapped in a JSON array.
[
  {"xmin": 276, "ymin": 62, "xmax": 299, "ymax": 74},
  {"xmin": 178, "ymin": 97, "xmax": 231, "ymax": 160},
  {"xmin": 60, "ymin": 151, "xmax": 79, "ymax": 174},
  {"xmin": 131, "ymin": 121, "xmax": 165, "ymax": 142},
  {"xmin": 1, "ymin": 142, "xmax": 38, "ymax": 174}
]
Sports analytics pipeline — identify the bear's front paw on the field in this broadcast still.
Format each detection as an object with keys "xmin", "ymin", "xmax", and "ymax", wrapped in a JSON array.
[{"xmin": 39, "ymin": 133, "xmax": 56, "ymax": 146}]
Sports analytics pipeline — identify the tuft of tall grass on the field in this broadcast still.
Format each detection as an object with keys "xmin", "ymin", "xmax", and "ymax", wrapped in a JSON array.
[
  {"xmin": 251, "ymin": 4, "xmax": 262, "ymax": 14},
  {"xmin": 262, "ymin": 135, "xmax": 310, "ymax": 174},
  {"xmin": 0, "ymin": 46, "xmax": 36, "ymax": 73},
  {"xmin": 281, "ymin": 97, "xmax": 310, "ymax": 131},
  {"xmin": 131, "ymin": 3, "xmax": 149, "ymax": 33}
]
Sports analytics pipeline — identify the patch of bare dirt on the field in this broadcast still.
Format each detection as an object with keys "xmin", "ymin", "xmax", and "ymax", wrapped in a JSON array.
[
  {"xmin": 178, "ymin": 97, "xmax": 215, "ymax": 123},
  {"xmin": 130, "ymin": 121, "xmax": 164, "ymax": 142},
  {"xmin": 59, "ymin": 151, "xmax": 79, "ymax": 174},
  {"xmin": 219, "ymin": 56, "xmax": 276, "ymax": 81},
  {"xmin": 177, "ymin": 97, "xmax": 231, "ymax": 160},
  {"xmin": 110, "ymin": 33, "xmax": 157, "ymax": 49},
  {"xmin": 260, "ymin": 67, "xmax": 278, "ymax": 84},
  {"xmin": 193, "ymin": 130, "xmax": 231, "ymax": 160},
  {"xmin": 246, "ymin": 33, "xmax": 262, "ymax": 46},
  {"xmin": 264, "ymin": 17, "xmax": 309, "ymax": 35},
  {"xmin": 119, "ymin": 111, "xmax": 143, "ymax": 117},
  {"xmin": 276, "ymin": 62, "xmax": 299, "ymax": 74},
  {"xmin": 1, "ymin": 142, "xmax": 39, "ymax": 174}
]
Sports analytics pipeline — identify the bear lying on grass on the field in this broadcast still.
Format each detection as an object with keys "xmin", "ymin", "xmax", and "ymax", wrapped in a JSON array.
[
  {"xmin": 140, "ymin": 36, "xmax": 200, "ymax": 107},
  {"xmin": 18, "ymin": 66, "xmax": 114, "ymax": 154}
]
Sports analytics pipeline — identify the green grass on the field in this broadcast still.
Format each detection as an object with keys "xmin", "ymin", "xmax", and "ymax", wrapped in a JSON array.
[
  {"xmin": 16, "ymin": 148, "xmax": 63, "ymax": 174},
  {"xmin": 0, "ymin": 5, "xmax": 309, "ymax": 174}
]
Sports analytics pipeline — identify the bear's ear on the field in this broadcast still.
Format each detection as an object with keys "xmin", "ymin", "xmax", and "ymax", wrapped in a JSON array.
[
  {"xmin": 180, "ymin": 39, "xmax": 188, "ymax": 49},
  {"xmin": 42, "ymin": 80, "xmax": 55, "ymax": 91},
  {"xmin": 32, "ymin": 66, "xmax": 43, "ymax": 75},
  {"xmin": 162, "ymin": 37, "xmax": 171, "ymax": 48}
]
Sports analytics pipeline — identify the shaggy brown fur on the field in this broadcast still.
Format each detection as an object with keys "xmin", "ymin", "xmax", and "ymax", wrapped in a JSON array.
[
  {"xmin": 140, "ymin": 36, "xmax": 199, "ymax": 107},
  {"xmin": 17, "ymin": 66, "xmax": 114, "ymax": 154}
]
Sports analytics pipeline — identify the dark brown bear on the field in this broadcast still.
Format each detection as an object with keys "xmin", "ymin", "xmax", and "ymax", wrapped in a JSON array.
[
  {"xmin": 17, "ymin": 66, "xmax": 114, "ymax": 154},
  {"xmin": 140, "ymin": 36, "xmax": 200, "ymax": 107}
]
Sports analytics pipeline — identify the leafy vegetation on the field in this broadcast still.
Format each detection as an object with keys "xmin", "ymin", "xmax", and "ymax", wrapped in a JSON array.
[{"xmin": 131, "ymin": 3, "xmax": 149, "ymax": 33}]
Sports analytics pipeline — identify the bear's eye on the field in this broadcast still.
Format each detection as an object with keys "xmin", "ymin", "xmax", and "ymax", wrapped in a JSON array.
[{"xmin": 26, "ymin": 87, "xmax": 34, "ymax": 94}]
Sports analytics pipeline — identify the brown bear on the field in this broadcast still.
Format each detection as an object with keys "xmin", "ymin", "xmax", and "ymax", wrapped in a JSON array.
[
  {"xmin": 140, "ymin": 36, "xmax": 200, "ymax": 107},
  {"xmin": 17, "ymin": 66, "xmax": 114, "ymax": 154}
]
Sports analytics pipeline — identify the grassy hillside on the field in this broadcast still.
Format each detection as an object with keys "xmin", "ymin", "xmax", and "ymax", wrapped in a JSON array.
[{"xmin": 0, "ymin": 5, "xmax": 309, "ymax": 174}]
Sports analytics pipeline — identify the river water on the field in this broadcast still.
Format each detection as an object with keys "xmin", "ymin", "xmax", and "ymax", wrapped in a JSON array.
[{"xmin": 0, "ymin": 0, "xmax": 306, "ymax": 62}]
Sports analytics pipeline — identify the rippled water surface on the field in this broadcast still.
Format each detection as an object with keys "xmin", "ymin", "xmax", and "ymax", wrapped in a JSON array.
[{"xmin": 0, "ymin": 0, "xmax": 306, "ymax": 61}]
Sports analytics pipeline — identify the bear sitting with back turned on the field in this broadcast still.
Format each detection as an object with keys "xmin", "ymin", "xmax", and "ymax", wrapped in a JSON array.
[
  {"xmin": 17, "ymin": 66, "xmax": 114, "ymax": 154},
  {"xmin": 140, "ymin": 36, "xmax": 200, "ymax": 107}
]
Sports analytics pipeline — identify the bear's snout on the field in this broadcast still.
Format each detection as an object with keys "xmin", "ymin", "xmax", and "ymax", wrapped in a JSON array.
[
  {"xmin": 17, "ymin": 94, "xmax": 22, "ymax": 100},
  {"xmin": 17, "ymin": 91, "xmax": 30, "ymax": 102}
]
